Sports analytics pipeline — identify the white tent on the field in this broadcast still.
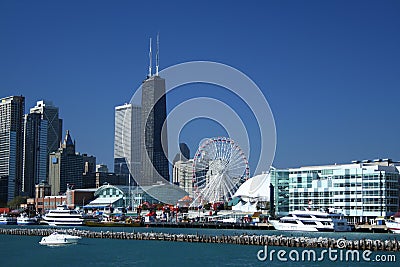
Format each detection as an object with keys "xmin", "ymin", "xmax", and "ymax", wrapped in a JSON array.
[
  {"xmin": 233, "ymin": 173, "xmax": 270, "ymax": 200},
  {"xmin": 231, "ymin": 173, "xmax": 270, "ymax": 212},
  {"xmin": 232, "ymin": 201, "xmax": 244, "ymax": 211}
]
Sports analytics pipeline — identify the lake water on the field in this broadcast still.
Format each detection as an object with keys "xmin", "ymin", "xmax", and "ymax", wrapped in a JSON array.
[{"xmin": 1, "ymin": 225, "xmax": 399, "ymax": 266}]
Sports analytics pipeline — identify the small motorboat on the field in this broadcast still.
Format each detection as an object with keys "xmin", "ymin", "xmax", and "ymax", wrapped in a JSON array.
[{"xmin": 39, "ymin": 232, "xmax": 82, "ymax": 246}]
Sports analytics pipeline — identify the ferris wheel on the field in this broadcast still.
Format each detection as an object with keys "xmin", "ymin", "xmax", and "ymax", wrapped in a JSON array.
[{"xmin": 191, "ymin": 137, "xmax": 250, "ymax": 206}]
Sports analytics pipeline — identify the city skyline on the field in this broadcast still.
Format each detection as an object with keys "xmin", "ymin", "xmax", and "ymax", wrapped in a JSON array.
[{"xmin": 1, "ymin": 1, "xmax": 400, "ymax": 172}]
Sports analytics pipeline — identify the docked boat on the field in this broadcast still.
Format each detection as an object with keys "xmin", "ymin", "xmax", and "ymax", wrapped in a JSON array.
[
  {"xmin": 85, "ymin": 219, "xmax": 142, "ymax": 227},
  {"xmin": 39, "ymin": 232, "xmax": 81, "ymax": 246},
  {"xmin": 385, "ymin": 217, "xmax": 400, "ymax": 234},
  {"xmin": 42, "ymin": 205, "xmax": 84, "ymax": 226},
  {"xmin": 17, "ymin": 213, "xmax": 38, "ymax": 225},
  {"xmin": 269, "ymin": 208, "xmax": 351, "ymax": 232},
  {"xmin": 0, "ymin": 213, "xmax": 17, "ymax": 225}
]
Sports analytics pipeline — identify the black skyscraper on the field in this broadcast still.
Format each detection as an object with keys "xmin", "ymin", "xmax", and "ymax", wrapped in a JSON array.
[{"xmin": 141, "ymin": 75, "xmax": 169, "ymax": 185}]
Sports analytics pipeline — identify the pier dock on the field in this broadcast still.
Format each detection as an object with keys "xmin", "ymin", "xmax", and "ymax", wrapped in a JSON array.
[
  {"xmin": 144, "ymin": 222, "xmax": 274, "ymax": 230},
  {"xmin": 1, "ymin": 228, "xmax": 399, "ymax": 251},
  {"xmin": 354, "ymin": 224, "xmax": 388, "ymax": 233}
]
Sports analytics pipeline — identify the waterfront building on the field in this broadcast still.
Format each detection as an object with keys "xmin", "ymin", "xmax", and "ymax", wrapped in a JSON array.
[
  {"xmin": 288, "ymin": 159, "xmax": 400, "ymax": 224},
  {"xmin": 48, "ymin": 130, "xmax": 96, "ymax": 195},
  {"xmin": 141, "ymin": 74, "xmax": 169, "ymax": 185},
  {"xmin": 65, "ymin": 188, "xmax": 96, "ymax": 209},
  {"xmin": 269, "ymin": 167, "xmax": 290, "ymax": 217},
  {"xmin": 173, "ymin": 159, "xmax": 194, "ymax": 197},
  {"xmin": 84, "ymin": 182, "xmax": 188, "ymax": 210},
  {"xmin": 37, "ymin": 195, "xmax": 67, "ymax": 213},
  {"xmin": 34, "ymin": 181, "xmax": 52, "ymax": 213},
  {"xmin": 114, "ymin": 103, "xmax": 140, "ymax": 185},
  {"xmin": 35, "ymin": 181, "xmax": 95, "ymax": 212},
  {"xmin": 22, "ymin": 113, "xmax": 48, "ymax": 197},
  {"xmin": 0, "ymin": 96, "xmax": 25, "ymax": 203}
]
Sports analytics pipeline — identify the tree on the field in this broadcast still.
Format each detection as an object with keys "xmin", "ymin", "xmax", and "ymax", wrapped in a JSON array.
[{"xmin": 7, "ymin": 196, "xmax": 27, "ymax": 210}]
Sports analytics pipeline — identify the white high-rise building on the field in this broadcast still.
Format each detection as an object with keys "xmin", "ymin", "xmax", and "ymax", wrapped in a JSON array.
[{"xmin": 114, "ymin": 103, "xmax": 141, "ymax": 184}]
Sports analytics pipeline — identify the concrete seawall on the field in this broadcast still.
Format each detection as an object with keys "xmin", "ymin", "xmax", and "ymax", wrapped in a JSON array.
[{"xmin": 1, "ymin": 228, "xmax": 399, "ymax": 251}]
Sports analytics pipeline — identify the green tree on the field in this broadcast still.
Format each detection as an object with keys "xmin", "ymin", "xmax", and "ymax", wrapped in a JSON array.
[{"xmin": 7, "ymin": 196, "xmax": 27, "ymax": 210}]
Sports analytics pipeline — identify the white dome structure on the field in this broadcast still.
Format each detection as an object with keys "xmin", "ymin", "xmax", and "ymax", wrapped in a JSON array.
[
  {"xmin": 232, "ymin": 173, "xmax": 270, "ymax": 212},
  {"xmin": 233, "ymin": 173, "xmax": 270, "ymax": 201}
]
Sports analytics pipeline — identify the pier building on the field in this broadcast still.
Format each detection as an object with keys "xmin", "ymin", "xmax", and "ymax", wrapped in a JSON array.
[{"xmin": 288, "ymin": 159, "xmax": 400, "ymax": 224}]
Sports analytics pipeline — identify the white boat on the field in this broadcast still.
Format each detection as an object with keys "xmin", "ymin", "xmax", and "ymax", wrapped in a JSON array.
[
  {"xmin": 17, "ymin": 213, "xmax": 38, "ymax": 225},
  {"xmin": 0, "ymin": 213, "xmax": 17, "ymax": 225},
  {"xmin": 269, "ymin": 208, "xmax": 351, "ymax": 232},
  {"xmin": 42, "ymin": 205, "xmax": 84, "ymax": 226},
  {"xmin": 385, "ymin": 217, "xmax": 400, "ymax": 234},
  {"xmin": 39, "ymin": 232, "xmax": 81, "ymax": 246}
]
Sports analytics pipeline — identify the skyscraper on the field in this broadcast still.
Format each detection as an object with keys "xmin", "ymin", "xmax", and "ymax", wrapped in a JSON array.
[
  {"xmin": 48, "ymin": 130, "xmax": 84, "ymax": 195},
  {"xmin": 0, "ymin": 96, "xmax": 25, "ymax": 203},
  {"xmin": 173, "ymin": 159, "xmax": 194, "ymax": 197},
  {"xmin": 173, "ymin": 143, "xmax": 190, "ymax": 165},
  {"xmin": 141, "ymin": 75, "xmax": 169, "ymax": 185},
  {"xmin": 114, "ymin": 103, "xmax": 141, "ymax": 184},
  {"xmin": 30, "ymin": 100, "xmax": 63, "ymax": 154},
  {"xmin": 30, "ymin": 100, "xmax": 62, "ymax": 181},
  {"xmin": 22, "ymin": 113, "xmax": 48, "ymax": 197}
]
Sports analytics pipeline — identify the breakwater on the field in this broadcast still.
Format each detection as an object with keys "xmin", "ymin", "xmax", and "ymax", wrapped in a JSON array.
[{"xmin": 1, "ymin": 228, "xmax": 399, "ymax": 251}]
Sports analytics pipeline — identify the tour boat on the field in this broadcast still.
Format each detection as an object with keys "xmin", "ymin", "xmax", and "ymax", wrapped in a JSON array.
[
  {"xmin": 269, "ymin": 208, "xmax": 351, "ymax": 232},
  {"xmin": 42, "ymin": 205, "xmax": 84, "ymax": 226},
  {"xmin": 0, "ymin": 213, "xmax": 17, "ymax": 225},
  {"xmin": 39, "ymin": 232, "xmax": 81, "ymax": 246},
  {"xmin": 17, "ymin": 213, "xmax": 38, "ymax": 225}
]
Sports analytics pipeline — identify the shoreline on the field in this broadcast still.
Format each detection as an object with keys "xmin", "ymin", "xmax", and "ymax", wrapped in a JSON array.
[{"xmin": 1, "ymin": 228, "xmax": 399, "ymax": 251}]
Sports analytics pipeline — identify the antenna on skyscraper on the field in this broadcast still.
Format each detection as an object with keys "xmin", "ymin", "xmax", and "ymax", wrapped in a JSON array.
[
  {"xmin": 156, "ymin": 33, "xmax": 159, "ymax": 76},
  {"xmin": 148, "ymin": 37, "xmax": 152, "ymax": 77}
]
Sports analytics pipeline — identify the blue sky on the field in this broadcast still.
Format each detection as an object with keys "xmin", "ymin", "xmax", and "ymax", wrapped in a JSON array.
[{"xmin": 1, "ymin": 0, "xmax": 400, "ymax": 172}]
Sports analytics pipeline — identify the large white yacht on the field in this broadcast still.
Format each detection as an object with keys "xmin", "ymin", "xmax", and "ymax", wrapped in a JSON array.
[
  {"xmin": 269, "ymin": 208, "xmax": 351, "ymax": 232},
  {"xmin": 42, "ymin": 205, "xmax": 84, "ymax": 226}
]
